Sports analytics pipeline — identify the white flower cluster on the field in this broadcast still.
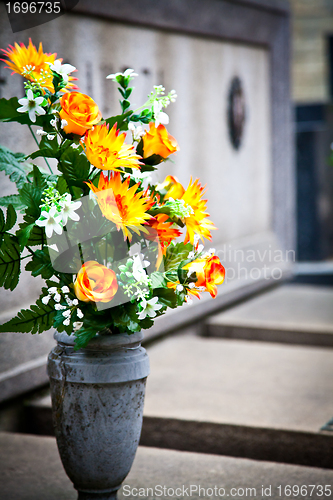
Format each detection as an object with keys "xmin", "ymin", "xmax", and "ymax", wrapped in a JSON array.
[
  {"xmin": 106, "ymin": 68, "xmax": 138, "ymax": 81},
  {"xmin": 41, "ymin": 285, "xmax": 84, "ymax": 326},
  {"xmin": 36, "ymin": 184, "xmax": 81, "ymax": 238},
  {"xmin": 120, "ymin": 254, "xmax": 151, "ymax": 301}
]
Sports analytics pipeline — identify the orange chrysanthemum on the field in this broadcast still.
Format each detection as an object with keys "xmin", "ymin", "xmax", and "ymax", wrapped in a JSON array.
[
  {"xmin": 1, "ymin": 39, "xmax": 76, "ymax": 93},
  {"xmin": 181, "ymin": 178, "xmax": 216, "ymax": 244},
  {"xmin": 83, "ymin": 123, "xmax": 142, "ymax": 171},
  {"xmin": 159, "ymin": 176, "xmax": 216, "ymax": 244},
  {"xmin": 88, "ymin": 172, "xmax": 152, "ymax": 241}
]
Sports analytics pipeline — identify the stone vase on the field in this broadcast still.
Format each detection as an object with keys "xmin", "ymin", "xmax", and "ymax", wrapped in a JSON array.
[{"xmin": 47, "ymin": 331, "xmax": 150, "ymax": 500}]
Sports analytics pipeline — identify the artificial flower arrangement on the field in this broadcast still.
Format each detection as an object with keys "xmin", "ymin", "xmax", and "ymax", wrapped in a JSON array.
[{"xmin": 0, "ymin": 39, "xmax": 225, "ymax": 348}]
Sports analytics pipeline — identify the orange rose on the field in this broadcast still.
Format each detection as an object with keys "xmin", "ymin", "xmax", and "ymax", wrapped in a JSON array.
[
  {"xmin": 158, "ymin": 175, "xmax": 185, "ymax": 199},
  {"xmin": 183, "ymin": 255, "xmax": 225, "ymax": 298},
  {"xmin": 142, "ymin": 122, "xmax": 179, "ymax": 159},
  {"xmin": 59, "ymin": 92, "xmax": 102, "ymax": 136},
  {"xmin": 74, "ymin": 261, "xmax": 118, "ymax": 303}
]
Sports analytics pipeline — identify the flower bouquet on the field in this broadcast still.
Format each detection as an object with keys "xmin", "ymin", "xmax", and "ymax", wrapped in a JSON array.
[{"xmin": 0, "ymin": 39, "xmax": 225, "ymax": 348}]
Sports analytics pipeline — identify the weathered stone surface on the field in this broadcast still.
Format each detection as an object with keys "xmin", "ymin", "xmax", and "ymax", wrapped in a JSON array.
[
  {"xmin": 1, "ymin": 432, "xmax": 333, "ymax": 500},
  {"xmin": 205, "ymin": 284, "xmax": 333, "ymax": 346}
]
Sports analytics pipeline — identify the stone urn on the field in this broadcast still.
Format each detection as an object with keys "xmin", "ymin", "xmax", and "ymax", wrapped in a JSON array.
[{"xmin": 47, "ymin": 331, "xmax": 150, "ymax": 500}]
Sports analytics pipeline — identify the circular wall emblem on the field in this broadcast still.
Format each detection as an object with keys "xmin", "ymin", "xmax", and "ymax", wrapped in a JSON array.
[{"xmin": 227, "ymin": 77, "xmax": 246, "ymax": 150}]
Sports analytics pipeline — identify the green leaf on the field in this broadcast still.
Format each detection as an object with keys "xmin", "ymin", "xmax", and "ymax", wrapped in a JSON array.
[
  {"xmin": 19, "ymin": 165, "xmax": 48, "ymax": 219},
  {"xmin": 0, "ymin": 194, "xmax": 27, "ymax": 212},
  {"xmin": 0, "ymin": 233, "xmax": 21, "ymax": 290},
  {"xmin": 25, "ymin": 248, "xmax": 55, "ymax": 279},
  {"xmin": 59, "ymin": 148, "xmax": 90, "ymax": 187},
  {"xmin": 164, "ymin": 242, "xmax": 193, "ymax": 271},
  {"xmin": 150, "ymin": 271, "xmax": 167, "ymax": 289},
  {"xmin": 0, "ymin": 144, "xmax": 31, "ymax": 189},
  {"xmin": 153, "ymin": 287, "xmax": 179, "ymax": 309},
  {"xmin": 0, "ymin": 296, "xmax": 55, "ymax": 334},
  {"xmin": 74, "ymin": 327, "xmax": 98, "ymax": 350},
  {"xmin": 104, "ymin": 111, "xmax": 132, "ymax": 131}
]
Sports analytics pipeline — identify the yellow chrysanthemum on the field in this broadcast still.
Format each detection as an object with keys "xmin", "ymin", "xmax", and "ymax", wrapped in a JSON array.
[
  {"xmin": 88, "ymin": 172, "xmax": 152, "ymax": 241},
  {"xmin": 181, "ymin": 178, "xmax": 216, "ymax": 244},
  {"xmin": 1, "ymin": 39, "xmax": 76, "ymax": 93},
  {"xmin": 82, "ymin": 123, "xmax": 142, "ymax": 172}
]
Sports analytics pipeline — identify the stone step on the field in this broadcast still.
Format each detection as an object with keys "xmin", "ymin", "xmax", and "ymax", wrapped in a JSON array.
[
  {"xmin": 24, "ymin": 332, "xmax": 333, "ymax": 468},
  {"xmin": 204, "ymin": 284, "xmax": 333, "ymax": 347},
  {"xmin": 1, "ymin": 431, "xmax": 333, "ymax": 500}
]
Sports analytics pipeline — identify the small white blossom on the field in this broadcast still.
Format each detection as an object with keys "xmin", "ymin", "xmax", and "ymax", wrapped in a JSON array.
[
  {"xmin": 61, "ymin": 119, "xmax": 68, "ymax": 128},
  {"xmin": 63, "ymin": 318, "xmax": 71, "ymax": 326},
  {"xmin": 46, "ymin": 59, "xmax": 76, "ymax": 84},
  {"xmin": 106, "ymin": 68, "xmax": 138, "ymax": 80},
  {"xmin": 36, "ymin": 129, "xmax": 47, "ymax": 136},
  {"xmin": 176, "ymin": 284, "xmax": 184, "ymax": 292},
  {"xmin": 188, "ymin": 251, "xmax": 195, "ymax": 259},
  {"xmin": 71, "ymin": 143, "xmax": 80, "ymax": 149},
  {"xmin": 61, "ymin": 286, "xmax": 70, "ymax": 293},
  {"xmin": 132, "ymin": 254, "xmax": 150, "ymax": 283},
  {"xmin": 137, "ymin": 297, "xmax": 163, "ymax": 320},
  {"xmin": 185, "ymin": 296, "xmax": 193, "ymax": 305},
  {"xmin": 17, "ymin": 89, "xmax": 46, "ymax": 123},
  {"xmin": 55, "ymin": 304, "xmax": 66, "ymax": 311},
  {"xmin": 47, "ymin": 134, "xmax": 55, "ymax": 141},
  {"xmin": 59, "ymin": 194, "xmax": 82, "ymax": 226},
  {"xmin": 188, "ymin": 282, "xmax": 195, "ymax": 289},
  {"xmin": 128, "ymin": 122, "xmax": 145, "ymax": 141},
  {"xmin": 54, "ymin": 293, "xmax": 61, "ymax": 303},
  {"xmin": 153, "ymin": 100, "xmax": 169, "ymax": 127},
  {"xmin": 50, "ymin": 118, "xmax": 57, "ymax": 127},
  {"xmin": 73, "ymin": 322, "xmax": 83, "ymax": 331},
  {"xmin": 62, "ymin": 310, "xmax": 71, "ymax": 318},
  {"xmin": 72, "ymin": 299, "xmax": 79, "ymax": 306},
  {"xmin": 36, "ymin": 206, "xmax": 63, "ymax": 238},
  {"xmin": 41, "ymin": 295, "xmax": 51, "ymax": 305},
  {"xmin": 48, "ymin": 287, "xmax": 57, "ymax": 294},
  {"xmin": 66, "ymin": 297, "xmax": 73, "ymax": 307},
  {"xmin": 197, "ymin": 244, "xmax": 204, "ymax": 254},
  {"xmin": 77, "ymin": 308, "xmax": 84, "ymax": 319}
]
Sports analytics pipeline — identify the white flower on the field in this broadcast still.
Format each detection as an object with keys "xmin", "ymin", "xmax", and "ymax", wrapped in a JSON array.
[
  {"xmin": 61, "ymin": 119, "xmax": 68, "ymax": 128},
  {"xmin": 54, "ymin": 293, "xmax": 61, "ymax": 303},
  {"xmin": 176, "ymin": 284, "xmax": 184, "ymax": 292},
  {"xmin": 48, "ymin": 287, "xmax": 58, "ymax": 294},
  {"xmin": 59, "ymin": 194, "xmax": 82, "ymax": 226},
  {"xmin": 61, "ymin": 286, "xmax": 70, "ymax": 293},
  {"xmin": 106, "ymin": 68, "xmax": 138, "ymax": 80},
  {"xmin": 46, "ymin": 59, "xmax": 76, "ymax": 83},
  {"xmin": 63, "ymin": 318, "xmax": 71, "ymax": 326},
  {"xmin": 41, "ymin": 295, "xmax": 51, "ymax": 305},
  {"xmin": 50, "ymin": 118, "xmax": 57, "ymax": 127},
  {"xmin": 185, "ymin": 296, "xmax": 193, "ymax": 305},
  {"xmin": 137, "ymin": 297, "xmax": 163, "ymax": 320},
  {"xmin": 35, "ymin": 206, "xmax": 63, "ymax": 238},
  {"xmin": 55, "ymin": 304, "xmax": 66, "ymax": 311},
  {"xmin": 72, "ymin": 299, "xmax": 78, "ymax": 306},
  {"xmin": 77, "ymin": 308, "xmax": 84, "ymax": 319},
  {"xmin": 188, "ymin": 251, "xmax": 195, "ymax": 259},
  {"xmin": 132, "ymin": 254, "xmax": 150, "ymax": 283},
  {"xmin": 36, "ymin": 129, "xmax": 47, "ymax": 136},
  {"xmin": 17, "ymin": 89, "xmax": 46, "ymax": 123},
  {"xmin": 66, "ymin": 297, "xmax": 73, "ymax": 307},
  {"xmin": 153, "ymin": 100, "xmax": 169, "ymax": 127},
  {"xmin": 71, "ymin": 143, "xmax": 80, "ymax": 149},
  {"xmin": 128, "ymin": 122, "xmax": 145, "ymax": 141},
  {"xmin": 188, "ymin": 282, "xmax": 195, "ymax": 289},
  {"xmin": 62, "ymin": 310, "xmax": 71, "ymax": 318},
  {"xmin": 47, "ymin": 134, "xmax": 55, "ymax": 141},
  {"xmin": 73, "ymin": 322, "xmax": 83, "ymax": 331}
]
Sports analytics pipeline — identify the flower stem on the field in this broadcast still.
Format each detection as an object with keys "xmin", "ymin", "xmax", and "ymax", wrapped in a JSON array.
[{"xmin": 28, "ymin": 125, "xmax": 53, "ymax": 175}]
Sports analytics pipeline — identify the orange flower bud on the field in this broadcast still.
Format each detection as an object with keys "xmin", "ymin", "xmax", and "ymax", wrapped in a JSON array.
[
  {"xmin": 142, "ymin": 122, "xmax": 179, "ymax": 159},
  {"xmin": 59, "ymin": 92, "xmax": 102, "ymax": 136},
  {"xmin": 183, "ymin": 255, "xmax": 225, "ymax": 298},
  {"xmin": 74, "ymin": 261, "xmax": 118, "ymax": 303}
]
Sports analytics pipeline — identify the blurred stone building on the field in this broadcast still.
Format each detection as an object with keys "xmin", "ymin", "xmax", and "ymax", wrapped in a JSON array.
[{"xmin": 291, "ymin": 0, "xmax": 333, "ymax": 260}]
